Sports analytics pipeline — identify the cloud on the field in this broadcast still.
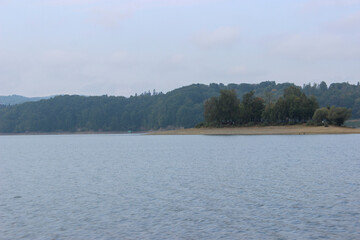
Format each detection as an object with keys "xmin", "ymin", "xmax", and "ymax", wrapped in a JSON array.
[
  {"xmin": 267, "ymin": 32, "xmax": 360, "ymax": 64},
  {"xmin": 49, "ymin": 0, "xmax": 218, "ymax": 6},
  {"xmin": 303, "ymin": 0, "xmax": 360, "ymax": 10},
  {"xmin": 45, "ymin": 0, "xmax": 221, "ymax": 27},
  {"xmin": 87, "ymin": 7, "xmax": 132, "ymax": 27},
  {"xmin": 155, "ymin": 54, "xmax": 188, "ymax": 74},
  {"xmin": 47, "ymin": 0, "xmax": 102, "ymax": 6},
  {"xmin": 149, "ymin": 0, "xmax": 220, "ymax": 6},
  {"xmin": 88, "ymin": 0, "xmax": 221, "ymax": 27},
  {"xmin": 0, "ymin": 0, "xmax": 8, "ymax": 5},
  {"xmin": 193, "ymin": 26, "xmax": 240, "ymax": 48},
  {"xmin": 227, "ymin": 65, "xmax": 248, "ymax": 75},
  {"xmin": 42, "ymin": 50, "xmax": 83, "ymax": 64},
  {"xmin": 225, "ymin": 64, "xmax": 267, "ymax": 80},
  {"xmin": 327, "ymin": 11, "xmax": 360, "ymax": 33},
  {"xmin": 0, "ymin": 48, "xmax": 140, "ymax": 96}
]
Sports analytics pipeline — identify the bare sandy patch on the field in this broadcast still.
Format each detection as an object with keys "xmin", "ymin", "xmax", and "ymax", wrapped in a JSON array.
[{"xmin": 148, "ymin": 125, "xmax": 360, "ymax": 135}]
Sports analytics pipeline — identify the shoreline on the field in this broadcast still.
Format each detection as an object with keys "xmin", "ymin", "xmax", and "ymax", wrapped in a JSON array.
[
  {"xmin": 147, "ymin": 125, "xmax": 360, "ymax": 135},
  {"xmin": 0, "ymin": 131, "xmax": 145, "ymax": 136},
  {"xmin": 1, "ymin": 125, "xmax": 360, "ymax": 136}
]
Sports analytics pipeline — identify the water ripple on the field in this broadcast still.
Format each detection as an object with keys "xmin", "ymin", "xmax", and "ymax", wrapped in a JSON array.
[{"xmin": 0, "ymin": 134, "xmax": 359, "ymax": 239}]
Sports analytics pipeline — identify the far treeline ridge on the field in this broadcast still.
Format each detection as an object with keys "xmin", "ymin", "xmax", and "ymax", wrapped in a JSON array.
[{"xmin": 0, "ymin": 81, "xmax": 359, "ymax": 133}]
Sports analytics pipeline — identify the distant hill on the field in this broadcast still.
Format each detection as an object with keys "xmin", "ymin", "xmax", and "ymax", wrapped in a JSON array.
[
  {"xmin": 0, "ymin": 81, "xmax": 359, "ymax": 133},
  {"xmin": 0, "ymin": 95, "xmax": 51, "ymax": 105}
]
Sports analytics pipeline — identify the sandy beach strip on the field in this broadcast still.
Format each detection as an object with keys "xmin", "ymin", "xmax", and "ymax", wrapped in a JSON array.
[{"xmin": 148, "ymin": 125, "xmax": 360, "ymax": 135}]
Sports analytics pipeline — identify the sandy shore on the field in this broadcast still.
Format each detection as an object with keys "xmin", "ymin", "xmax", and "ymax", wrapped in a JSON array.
[
  {"xmin": 148, "ymin": 125, "xmax": 360, "ymax": 135},
  {"xmin": 1, "ymin": 126, "xmax": 359, "ymax": 136}
]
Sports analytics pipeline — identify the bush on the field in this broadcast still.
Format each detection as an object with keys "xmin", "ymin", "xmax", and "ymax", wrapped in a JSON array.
[
  {"xmin": 194, "ymin": 122, "xmax": 204, "ymax": 128},
  {"xmin": 313, "ymin": 106, "xmax": 352, "ymax": 126},
  {"xmin": 312, "ymin": 107, "xmax": 329, "ymax": 124},
  {"xmin": 328, "ymin": 107, "xmax": 352, "ymax": 126},
  {"xmin": 306, "ymin": 120, "xmax": 316, "ymax": 126}
]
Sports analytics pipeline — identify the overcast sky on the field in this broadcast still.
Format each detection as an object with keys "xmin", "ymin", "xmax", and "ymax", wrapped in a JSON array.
[{"xmin": 1, "ymin": 0, "xmax": 360, "ymax": 97}]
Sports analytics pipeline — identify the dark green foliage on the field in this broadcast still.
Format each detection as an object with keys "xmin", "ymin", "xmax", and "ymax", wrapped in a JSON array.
[
  {"xmin": 0, "ymin": 95, "xmax": 50, "ymax": 105},
  {"xmin": 312, "ymin": 107, "xmax": 330, "ymax": 125},
  {"xmin": 328, "ymin": 106, "xmax": 352, "ymax": 126},
  {"xmin": 0, "ymin": 81, "xmax": 359, "ymax": 133},
  {"xmin": 217, "ymin": 90, "xmax": 240, "ymax": 125},
  {"xmin": 261, "ymin": 103, "xmax": 276, "ymax": 123},
  {"xmin": 303, "ymin": 82, "xmax": 360, "ymax": 118},
  {"xmin": 319, "ymin": 81, "xmax": 327, "ymax": 92},
  {"xmin": 351, "ymin": 98, "xmax": 360, "ymax": 119},
  {"xmin": 241, "ymin": 91, "xmax": 265, "ymax": 123},
  {"xmin": 312, "ymin": 106, "xmax": 352, "ymax": 126},
  {"xmin": 0, "ymin": 84, "xmax": 218, "ymax": 133},
  {"xmin": 263, "ymin": 86, "xmax": 318, "ymax": 124},
  {"xmin": 204, "ymin": 90, "xmax": 240, "ymax": 126},
  {"xmin": 204, "ymin": 86, "xmax": 317, "ymax": 126},
  {"xmin": 203, "ymin": 90, "xmax": 265, "ymax": 126},
  {"xmin": 204, "ymin": 97, "xmax": 220, "ymax": 126}
]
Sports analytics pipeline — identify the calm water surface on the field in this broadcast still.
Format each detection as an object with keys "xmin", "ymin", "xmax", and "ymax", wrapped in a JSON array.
[{"xmin": 0, "ymin": 134, "xmax": 359, "ymax": 239}]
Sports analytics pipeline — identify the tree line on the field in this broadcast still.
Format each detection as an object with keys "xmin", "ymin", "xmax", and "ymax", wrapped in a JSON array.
[
  {"xmin": 201, "ymin": 86, "xmax": 351, "ymax": 127},
  {"xmin": 0, "ymin": 81, "xmax": 358, "ymax": 133}
]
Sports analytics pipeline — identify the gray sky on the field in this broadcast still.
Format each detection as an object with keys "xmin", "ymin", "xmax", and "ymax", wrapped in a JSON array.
[{"xmin": 1, "ymin": 0, "xmax": 360, "ymax": 97}]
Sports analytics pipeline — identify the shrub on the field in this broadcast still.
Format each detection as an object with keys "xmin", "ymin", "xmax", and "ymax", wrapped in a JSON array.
[{"xmin": 328, "ymin": 107, "xmax": 352, "ymax": 126}]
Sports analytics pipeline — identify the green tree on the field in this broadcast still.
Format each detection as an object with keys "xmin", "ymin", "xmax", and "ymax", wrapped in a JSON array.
[
  {"xmin": 241, "ymin": 91, "xmax": 265, "ymax": 123},
  {"xmin": 273, "ymin": 86, "xmax": 318, "ymax": 123},
  {"xmin": 328, "ymin": 106, "xmax": 351, "ymax": 126},
  {"xmin": 203, "ymin": 89, "xmax": 240, "ymax": 126},
  {"xmin": 262, "ymin": 103, "xmax": 276, "ymax": 123},
  {"xmin": 204, "ymin": 97, "xmax": 219, "ymax": 126},
  {"xmin": 312, "ymin": 107, "xmax": 329, "ymax": 125},
  {"xmin": 217, "ymin": 89, "xmax": 240, "ymax": 125},
  {"xmin": 319, "ymin": 81, "xmax": 327, "ymax": 92}
]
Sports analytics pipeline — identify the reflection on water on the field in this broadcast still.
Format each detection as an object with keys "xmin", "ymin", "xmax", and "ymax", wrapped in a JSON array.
[{"xmin": 0, "ymin": 134, "xmax": 359, "ymax": 239}]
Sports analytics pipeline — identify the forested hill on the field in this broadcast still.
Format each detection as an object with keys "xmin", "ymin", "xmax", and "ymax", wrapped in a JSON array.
[
  {"xmin": 0, "ymin": 95, "xmax": 50, "ymax": 105},
  {"xmin": 0, "ymin": 81, "xmax": 359, "ymax": 133}
]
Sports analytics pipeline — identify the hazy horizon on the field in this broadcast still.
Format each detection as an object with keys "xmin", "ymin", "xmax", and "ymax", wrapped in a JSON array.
[
  {"xmin": 1, "ymin": 0, "xmax": 360, "ymax": 97},
  {"xmin": 1, "ymin": 80, "xmax": 360, "ymax": 99}
]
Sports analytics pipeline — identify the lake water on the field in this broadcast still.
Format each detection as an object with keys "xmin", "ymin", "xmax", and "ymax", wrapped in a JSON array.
[{"xmin": 0, "ymin": 134, "xmax": 359, "ymax": 239}]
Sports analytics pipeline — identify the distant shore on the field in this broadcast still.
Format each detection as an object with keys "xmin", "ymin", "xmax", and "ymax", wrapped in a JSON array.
[
  {"xmin": 0, "ymin": 131, "xmax": 144, "ymax": 136},
  {"xmin": 148, "ymin": 125, "xmax": 360, "ymax": 135},
  {"xmin": 1, "ymin": 125, "xmax": 360, "ymax": 136}
]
